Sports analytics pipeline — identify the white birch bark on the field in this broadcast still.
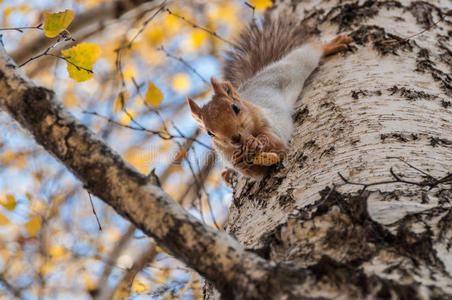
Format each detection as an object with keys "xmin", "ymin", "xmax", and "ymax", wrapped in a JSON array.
[{"xmin": 215, "ymin": 0, "xmax": 452, "ymax": 298}]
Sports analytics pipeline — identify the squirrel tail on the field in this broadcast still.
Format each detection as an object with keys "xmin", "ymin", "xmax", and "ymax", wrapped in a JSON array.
[{"xmin": 222, "ymin": 13, "xmax": 312, "ymax": 89}]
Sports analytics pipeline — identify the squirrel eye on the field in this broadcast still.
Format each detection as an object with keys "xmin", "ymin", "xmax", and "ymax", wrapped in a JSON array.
[
  {"xmin": 223, "ymin": 84, "xmax": 230, "ymax": 95},
  {"xmin": 207, "ymin": 131, "xmax": 215, "ymax": 137},
  {"xmin": 232, "ymin": 104, "xmax": 240, "ymax": 114}
]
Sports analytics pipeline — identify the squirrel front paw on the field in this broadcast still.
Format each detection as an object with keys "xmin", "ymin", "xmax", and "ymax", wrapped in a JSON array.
[
  {"xmin": 322, "ymin": 35, "xmax": 353, "ymax": 56},
  {"xmin": 244, "ymin": 136, "xmax": 264, "ymax": 164},
  {"xmin": 221, "ymin": 168, "xmax": 236, "ymax": 187},
  {"xmin": 233, "ymin": 135, "xmax": 282, "ymax": 167},
  {"xmin": 232, "ymin": 136, "xmax": 262, "ymax": 168}
]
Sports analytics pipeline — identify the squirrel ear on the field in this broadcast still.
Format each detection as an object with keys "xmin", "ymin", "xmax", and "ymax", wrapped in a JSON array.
[
  {"xmin": 187, "ymin": 97, "xmax": 203, "ymax": 124},
  {"xmin": 210, "ymin": 77, "xmax": 226, "ymax": 95}
]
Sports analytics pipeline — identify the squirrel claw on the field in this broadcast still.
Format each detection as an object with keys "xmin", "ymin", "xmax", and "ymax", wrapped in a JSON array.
[{"xmin": 322, "ymin": 35, "xmax": 353, "ymax": 56}]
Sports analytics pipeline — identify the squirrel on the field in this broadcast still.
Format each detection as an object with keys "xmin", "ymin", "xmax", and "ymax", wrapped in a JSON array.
[{"xmin": 187, "ymin": 14, "xmax": 352, "ymax": 186}]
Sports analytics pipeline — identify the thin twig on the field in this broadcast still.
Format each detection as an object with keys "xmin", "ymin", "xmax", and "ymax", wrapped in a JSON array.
[
  {"xmin": 88, "ymin": 192, "xmax": 102, "ymax": 231},
  {"xmin": 159, "ymin": 46, "xmax": 209, "ymax": 85},
  {"xmin": 244, "ymin": 2, "xmax": 256, "ymax": 20},
  {"xmin": 381, "ymin": 17, "xmax": 443, "ymax": 46},
  {"xmin": 387, "ymin": 156, "xmax": 434, "ymax": 178},
  {"xmin": 403, "ymin": 18, "xmax": 443, "ymax": 41},
  {"xmin": 83, "ymin": 110, "xmax": 212, "ymax": 149},
  {"xmin": 0, "ymin": 24, "xmax": 42, "ymax": 33},
  {"xmin": 338, "ymin": 164, "xmax": 452, "ymax": 193},
  {"xmin": 193, "ymin": 151, "xmax": 220, "ymax": 229},
  {"xmin": 47, "ymin": 53, "xmax": 93, "ymax": 73},
  {"xmin": 115, "ymin": 1, "xmax": 167, "ymax": 52},
  {"xmin": 166, "ymin": 8, "xmax": 234, "ymax": 46},
  {"xmin": 18, "ymin": 36, "xmax": 76, "ymax": 68},
  {"xmin": 94, "ymin": 224, "xmax": 135, "ymax": 297}
]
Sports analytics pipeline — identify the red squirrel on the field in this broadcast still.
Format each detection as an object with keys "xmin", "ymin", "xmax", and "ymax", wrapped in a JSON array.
[{"xmin": 187, "ymin": 15, "xmax": 352, "ymax": 186}]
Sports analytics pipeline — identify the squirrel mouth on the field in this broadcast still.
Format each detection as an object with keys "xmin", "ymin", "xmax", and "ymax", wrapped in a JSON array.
[{"xmin": 231, "ymin": 134, "xmax": 242, "ymax": 145}]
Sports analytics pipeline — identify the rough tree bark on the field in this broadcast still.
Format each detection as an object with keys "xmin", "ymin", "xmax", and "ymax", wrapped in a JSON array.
[
  {"xmin": 207, "ymin": 0, "xmax": 452, "ymax": 298},
  {"xmin": 1, "ymin": 0, "xmax": 452, "ymax": 299}
]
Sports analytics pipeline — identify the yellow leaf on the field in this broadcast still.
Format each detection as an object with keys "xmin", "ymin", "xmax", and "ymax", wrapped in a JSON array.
[
  {"xmin": 145, "ymin": 80, "xmax": 164, "ymax": 106},
  {"xmin": 250, "ymin": 0, "xmax": 273, "ymax": 11},
  {"xmin": 123, "ymin": 65, "xmax": 136, "ymax": 80},
  {"xmin": 190, "ymin": 29, "xmax": 207, "ymax": 48},
  {"xmin": 83, "ymin": 273, "xmax": 95, "ymax": 291},
  {"xmin": 171, "ymin": 73, "xmax": 191, "ymax": 94},
  {"xmin": 3, "ymin": 7, "xmax": 14, "ymax": 19},
  {"xmin": 49, "ymin": 245, "xmax": 66, "ymax": 259},
  {"xmin": 146, "ymin": 27, "xmax": 165, "ymax": 46},
  {"xmin": 119, "ymin": 109, "xmax": 136, "ymax": 125},
  {"xmin": 43, "ymin": 9, "xmax": 75, "ymax": 38},
  {"xmin": 114, "ymin": 91, "xmax": 127, "ymax": 113},
  {"xmin": 119, "ymin": 288, "xmax": 130, "ymax": 299},
  {"xmin": 124, "ymin": 148, "xmax": 148, "ymax": 174},
  {"xmin": 25, "ymin": 217, "xmax": 42, "ymax": 237},
  {"xmin": 208, "ymin": 3, "xmax": 238, "ymax": 23},
  {"xmin": 0, "ymin": 212, "xmax": 10, "ymax": 225},
  {"xmin": 40, "ymin": 262, "xmax": 53, "ymax": 275},
  {"xmin": 61, "ymin": 43, "xmax": 101, "ymax": 82},
  {"xmin": 154, "ymin": 269, "xmax": 170, "ymax": 284},
  {"xmin": 1, "ymin": 194, "xmax": 16, "ymax": 211},
  {"xmin": 132, "ymin": 280, "xmax": 149, "ymax": 294},
  {"xmin": 164, "ymin": 14, "xmax": 182, "ymax": 34}
]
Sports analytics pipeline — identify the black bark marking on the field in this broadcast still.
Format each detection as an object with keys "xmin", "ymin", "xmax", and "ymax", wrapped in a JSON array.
[
  {"xmin": 441, "ymin": 99, "xmax": 451, "ymax": 108},
  {"xmin": 380, "ymin": 133, "xmax": 416, "ymax": 143},
  {"xmin": 293, "ymin": 106, "xmax": 309, "ymax": 124},
  {"xmin": 319, "ymin": 146, "xmax": 335, "ymax": 158},
  {"xmin": 415, "ymin": 56, "xmax": 452, "ymax": 97},
  {"xmin": 437, "ymin": 209, "xmax": 452, "ymax": 250},
  {"xmin": 430, "ymin": 137, "xmax": 452, "ymax": 148},
  {"xmin": 277, "ymin": 188, "xmax": 294, "ymax": 207},
  {"xmin": 329, "ymin": 0, "xmax": 379, "ymax": 31},
  {"xmin": 388, "ymin": 85, "xmax": 438, "ymax": 101},
  {"xmin": 350, "ymin": 25, "xmax": 413, "ymax": 56},
  {"xmin": 407, "ymin": 1, "xmax": 443, "ymax": 28},
  {"xmin": 303, "ymin": 140, "xmax": 318, "ymax": 149},
  {"xmin": 351, "ymin": 89, "xmax": 382, "ymax": 99}
]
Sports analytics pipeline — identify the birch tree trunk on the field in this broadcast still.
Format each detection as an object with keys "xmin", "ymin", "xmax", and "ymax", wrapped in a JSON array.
[
  {"xmin": 1, "ymin": 0, "xmax": 452, "ymax": 299},
  {"xmin": 207, "ymin": 0, "xmax": 452, "ymax": 298}
]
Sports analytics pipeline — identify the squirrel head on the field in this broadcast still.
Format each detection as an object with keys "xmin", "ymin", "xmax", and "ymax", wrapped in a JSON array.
[{"xmin": 187, "ymin": 77, "xmax": 256, "ymax": 149}]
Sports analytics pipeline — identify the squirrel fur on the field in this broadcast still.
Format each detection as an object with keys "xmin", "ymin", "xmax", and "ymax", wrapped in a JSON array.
[{"xmin": 187, "ymin": 12, "xmax": 352, "ymax": 186}]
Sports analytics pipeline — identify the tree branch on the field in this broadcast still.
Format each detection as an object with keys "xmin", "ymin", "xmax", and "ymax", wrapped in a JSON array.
[{"xmin": 0, "ymin": 43, "xmax": 277, "ymax": 299}]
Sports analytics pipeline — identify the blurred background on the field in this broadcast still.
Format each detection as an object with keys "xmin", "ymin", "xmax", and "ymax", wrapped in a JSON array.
[{"xmin": 0, "ymin": 0, "xmax": 271, "ymax": 299}]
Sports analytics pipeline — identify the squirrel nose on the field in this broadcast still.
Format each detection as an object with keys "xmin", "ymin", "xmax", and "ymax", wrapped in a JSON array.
[{"xmin": 231, "ymin": 134, "xmax": 242, "ymax": 145}]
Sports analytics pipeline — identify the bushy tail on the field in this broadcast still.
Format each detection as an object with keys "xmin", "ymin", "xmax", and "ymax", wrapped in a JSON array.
[{"xmin": 222, "ymin": 13, "xmax": 312, "ymax": 89}]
